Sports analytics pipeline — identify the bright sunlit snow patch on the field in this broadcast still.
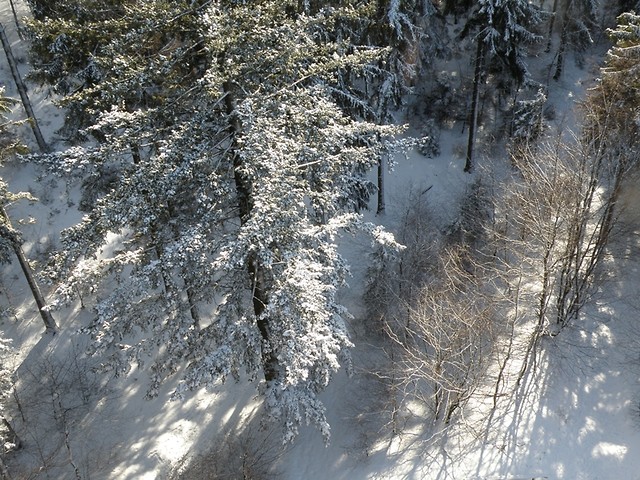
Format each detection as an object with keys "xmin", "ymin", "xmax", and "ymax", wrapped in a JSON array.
[
  {"xmin": 591, "ymin": 442, "xmax": 627, "ymax": 460},
  {"xmin": 154, "ymin": 427, "xmax": 191, "ymax": 462},
  {"xmin": 578, "ymin": 417, "xmax": 598, "ymax": 443}
]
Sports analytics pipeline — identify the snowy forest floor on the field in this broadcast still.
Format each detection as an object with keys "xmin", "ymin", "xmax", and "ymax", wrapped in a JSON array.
[{"xmin": 2, "ymin": 1, "xmax": 640, "ymax": 479}]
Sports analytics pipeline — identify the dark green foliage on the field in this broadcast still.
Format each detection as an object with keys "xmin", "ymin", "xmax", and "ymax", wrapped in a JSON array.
[
  {"xmin": 463, "ymin": 0, "xmax": 543, "ymax": 85},
  {"xmin": 510, "ymin": 89, "xmax": 548, "ymax": 148},
  {"xmin": 584, "ymin": 11, "xmax": 640, "ymax": 157}
]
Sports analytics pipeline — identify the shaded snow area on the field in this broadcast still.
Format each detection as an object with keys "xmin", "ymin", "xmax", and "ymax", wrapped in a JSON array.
[{"xmin": 2, "ymin": 1, "xmax": 640, "ymax": 479}]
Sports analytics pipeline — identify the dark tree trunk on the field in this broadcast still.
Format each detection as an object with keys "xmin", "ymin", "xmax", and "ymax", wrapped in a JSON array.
[
  {"xmin": 546, "ymin": 0, "xmax": 560, "ymax": 52},
  {"xmin": 8, "ymin": 0, "xmax": 22, "ymax": 37},
  {"xmin": 1, "ymin": 417, "xmax": 21, "ymax": 452},
  {"xmin": 0, "ymin": 22, "xmax": 48, "ymax": 152},
  {"xmin": 223, "ymin": 83, "xmax": 278, "ymax": 382},
  {"xmin": 465, "ymin": 38, "xmax": 485, "ymax": 173},
  {"xmin": 130, "ymin": 144, "xmax": 142, "ymax": 164},
  {"xmin": 1, "ymin": 208, "xmax": 58, "ymax": 333},
  {"xmin": 162, "ymin": 205, "xmax": 203, "ymax": 330},
  {"xmin": 377, "ymin": 154, "xmax": 385, "ymax": 215},
  {"xmin": 553, "ymin": 0, "xmax": 573, "ymax": 80},
  {"xmin": 185, "ymin": 285, "xmax": 201, "ymax": 330}
]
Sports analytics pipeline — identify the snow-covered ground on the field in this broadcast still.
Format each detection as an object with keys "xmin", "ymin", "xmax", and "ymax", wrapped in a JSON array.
[{"xmin": 2, "ymin": 1, "xmax": 640, "ymax": 479}]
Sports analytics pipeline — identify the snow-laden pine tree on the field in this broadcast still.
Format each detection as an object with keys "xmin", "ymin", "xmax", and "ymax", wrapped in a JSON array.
[
  {"xmin": 0, "ymin": 89, "xmax": 19, "ymax": 442},
  {"xmin": 0, "ymin": 336, "xmax": 11, "ymax": 413},
  {"xmin": 286, "ymin": 1, "xmax": 442, "ymax": 213},
  {"xmin": 510, "ymin": 88, "xmax": 547, "ymax": 149},
  {"xmin": 585, "ymin": 10, "xmax": 640, "ymax": 155},
  {"xmin": 0, "ymin": 321, "xmax": 14, "ymax": 455},
  {"xmin": 370, "ymin": 1, "xmax": 443, "ymax": 213},
  {"xmin": 472, "ymin": 0, "xmax": 543, "ymax": 83},
  {"xmin": 366, "ymin": 0, "xmax": 442, "ymax": 120},
  {"xmin": 462, "ymin": 0, "xmax": 543, "ymax": 171},
  {"xmin": 551, "ymin": 0, "xmax": 599, "ymax": 80},
  {"xmin": 28, "ymin": 1, "xmax": 402, "ymax": 441},
  {"xmin": 0, "ymin": 331, "xmax": 16, "ymax": 480}
]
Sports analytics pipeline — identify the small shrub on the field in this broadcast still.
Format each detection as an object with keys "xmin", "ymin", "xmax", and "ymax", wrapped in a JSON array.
[{"xmin": 417, "ymin": 119, "xmax": 441, "ymax": 158}]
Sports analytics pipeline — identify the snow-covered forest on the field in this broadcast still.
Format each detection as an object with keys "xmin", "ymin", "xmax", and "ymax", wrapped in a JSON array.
[{"xmin": 1, "ymin": 0, "xmax": 640, "ymax": 478}]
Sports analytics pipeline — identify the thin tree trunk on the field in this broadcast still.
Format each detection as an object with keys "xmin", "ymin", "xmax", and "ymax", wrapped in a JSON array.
[
  {"xmin": 185, "ymin": 286, "xmax": 201, "ymax": 330},
  {"xmin": 8, "ymin": 0, "xmax": 22, "ymax": 37},
  {"xmin": 465, "ymin": 38, "xmax": 484, "ymax": 173},
  {"xmin": 130, "ymin": 144, "xmax": 141, "ymax": 164},
  {"xmin": 377, "ymin": 154, "xmax": 385, "ymax": 215},
  {"xmin": 1, "ymin": 207, "xmax": 58, "ymax": 332},
  {"xmin": 159, "ymin": 208, "xmax": 203, "ymax": 330},
  {"xmin": 0, "ymin": 22, "xmax": 48, "ymax": 152},
  {"xmin": 553, "ymin": 0, "xmax": 573, "ymax": 81},
  {"xmin": 546, "ymin": 0, "xmax": 560, "ymax": 52},
  {"xmin": 2, "ymin": 418, "xmax": 21, "ymax": 451},
  {"xmin": 13, "ymin": 244, "xmax": 57, "ymax": 332}
]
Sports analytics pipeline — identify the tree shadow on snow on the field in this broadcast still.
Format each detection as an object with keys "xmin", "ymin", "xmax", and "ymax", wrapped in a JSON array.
[
  {"xmin": 465, "ymin": 211, "xmax": 640, "ymax": 479},
  {"xmin": 3, "ymin": 320, "xmax": 278, "ymax": 480}
]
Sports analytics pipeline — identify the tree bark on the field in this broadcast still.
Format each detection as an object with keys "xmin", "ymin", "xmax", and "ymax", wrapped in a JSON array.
[
  {"xmin": 0, "ymin": 22, "xmax": 48, "ymax": 152},
  {"xmin": 553, "ymin": 0, "xmax": 573, "ymax": 81},
  {"xmin": 376, "ymin": 154, "xmax": 385, "ymax": 215},
  {"xmin": 1, "ymin": 207, "xmax": 58, "ymax": 333},
  {"xmin": 185, "ymin": 285, "xmax": 201, "ymax": 330},
  {"xmin": 465, "ymin": 37, "xmax": 484, "ymax": 173},
  {"xmin": 546, "ymin": 0, "xmax": 560, "ymax": 52},
  {"xmin": 8, "ymin": 0, "xmax": 22, "ymax": 37},
  {"xmin": 158, "ymin": 210, "xmax": 203, "ymax": 330},
  {"xmin": 223, "ymin": 82, "xmax": 278, "ymax": 382}
]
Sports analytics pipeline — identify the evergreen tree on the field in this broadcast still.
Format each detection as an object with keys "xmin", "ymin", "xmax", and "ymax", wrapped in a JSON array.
[
  {"xmin": 370, "ymin": 0, "xmax": 443, "ymax": 213},
  {"xmin": 290, "ymin": 1, "xmax": 443, "ymax": 213},
  {"xmin": 0, "ymin": 331, "xmax": 16, "ymax": 479},
  {"xmin": 28, "ymin": 1, "xmax": 402, "ymax": 441},
  {"xmin": 462, "ymin": 0, "xmax": 542, "ymax": 172},
  {"xmin": 510, "ymin": 88, "xmax": 547, "ymax": 149},
  {"xmin": 585, "ymin": 10, "xmax": 640, "ymax": 156},
  {"xmin": 551, "ymin": 0, "xmax": 599, "ymax": 80},
  {"xmin": 443, "ymin": 0, "xmax": 474, "ymax": 23}
]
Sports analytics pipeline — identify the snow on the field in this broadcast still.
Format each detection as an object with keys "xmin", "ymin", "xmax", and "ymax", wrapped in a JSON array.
[{"xmin": 2, "ymin": 1, "xmax": 640, "ymax": 479}]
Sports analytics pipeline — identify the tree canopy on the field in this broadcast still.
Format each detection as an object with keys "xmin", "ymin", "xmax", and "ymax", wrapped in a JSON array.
[{"xmin": 27, "ymin": 0, "xmax": 410, "ymax": 441}]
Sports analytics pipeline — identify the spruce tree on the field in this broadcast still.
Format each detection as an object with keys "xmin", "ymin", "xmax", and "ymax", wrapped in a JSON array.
[
  {"xmin": 462, "ymin": 0, "xmax": 542, "ymax": 172},
  {"xmin": 28, "ymin": 1, "xmax": 402, "ymax": 441},
  {"xmin": 584, "ymin": 10, "xmax": 640, "ymax": 159},
  {"xmin": 552, "ymin": 0, "xmax": 599, "ymax": 80}
]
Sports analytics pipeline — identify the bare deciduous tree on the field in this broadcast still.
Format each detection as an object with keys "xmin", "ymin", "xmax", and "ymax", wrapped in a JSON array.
[{"xmin": 385, "ymin": 246, "xmax": 496, "ymax": 424}]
